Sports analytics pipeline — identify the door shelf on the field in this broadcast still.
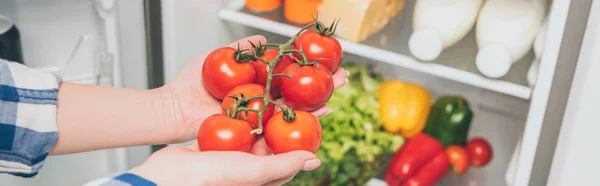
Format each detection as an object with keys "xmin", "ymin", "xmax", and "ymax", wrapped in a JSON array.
[{"xmin": 218, "ymin": 0, "xmax": 534, "ymax": 100}]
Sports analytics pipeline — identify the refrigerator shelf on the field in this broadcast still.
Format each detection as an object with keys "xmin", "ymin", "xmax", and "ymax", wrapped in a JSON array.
[{"xmin": 218, "ymin": 0, "xmax": 534, "ymax": 100}]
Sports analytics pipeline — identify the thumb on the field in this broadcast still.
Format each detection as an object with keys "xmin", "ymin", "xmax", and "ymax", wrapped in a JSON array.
[{"xmin": 260, "ymin": 151, "xmax": 321, "ymax": 181}]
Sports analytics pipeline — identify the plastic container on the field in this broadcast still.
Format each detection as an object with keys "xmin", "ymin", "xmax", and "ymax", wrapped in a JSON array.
[
  {"xmin": 409, "ymin": 0, "xmax": 484, "ymax": 61},
  {"xmin": 284, "ymin": 0, "xmax": 323, "ymax": 24},
  {"xmin": 475, "ymin": 0, "xmax": 546, "ymax": 78},
  {"xmin": 528, "ymin": 19, "xmax": 548, "ymax": 87},
  {"xmin": 245, "ymin": 0, "xmax": 282, "ymax": 13}
]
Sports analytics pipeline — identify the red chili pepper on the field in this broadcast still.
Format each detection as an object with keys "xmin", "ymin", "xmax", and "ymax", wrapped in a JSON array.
[{"xmin": 385, "ymin": 133, "xmax": 449, "ymax": 186}]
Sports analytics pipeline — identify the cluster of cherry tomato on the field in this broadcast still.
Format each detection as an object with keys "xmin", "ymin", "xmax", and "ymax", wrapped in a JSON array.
[
  {"xmin": 197, "ymin": 20, "xmax": 343, "ymax": 155},
  {"xmin": 445, "ymin": 137, "xmax": 494, "ymax": 175}
]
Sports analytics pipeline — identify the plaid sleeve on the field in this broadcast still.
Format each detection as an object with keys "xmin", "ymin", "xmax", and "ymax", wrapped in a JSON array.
[
  {"xmin": 0, "ymin": 59, "xmax": 61, "ymax": 177},
  {"xmin": 86, "ymin": 173, "xmax": 157, "ymax": 186}
]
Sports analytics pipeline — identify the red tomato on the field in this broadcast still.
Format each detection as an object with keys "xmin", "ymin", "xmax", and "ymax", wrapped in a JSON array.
[
  {"xmin": 252, "ymin": 50, "xmax": 294, "ymax": 98},
  {"xmin": 445, "ymin": 145, "xmax": 470, "ymax": 175},
  {"xmin": 279, "ymin": 64, "xmax": 334, "ymax": 111},
  {"xmin": 221, "ymin": 84, "xmax": 275, "ymax": 128},
  {"xmin": 197, "ymin": 114, "xmax": 255, "ymax": 152},
  {"xmin": 466, "ymin": 137, "xmax": 493, "ymax": 167},
  {"xmin": 263, "ymin": 110, "xmax": 322, "ymax": 154},
  {"xmin": 292, "ymin": 30, "xmax": 343, "ymax": 73},
  {"xmin": 202, "ymin": 47, "xmax": 256, "ymax": 100}
]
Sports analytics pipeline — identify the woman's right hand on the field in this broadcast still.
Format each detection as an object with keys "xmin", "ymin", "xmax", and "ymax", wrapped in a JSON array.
[{"xmin": 128, "ymin": 138, "xmax": 320, "ymax": 186}]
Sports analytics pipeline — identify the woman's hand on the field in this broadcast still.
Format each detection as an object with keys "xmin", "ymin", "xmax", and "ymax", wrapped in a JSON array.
[
  {"xmin": 129, "ymin": 138, "xmax": 320, "ymax": 186},
  {"xmin": 162, "ymin": 35, "xmax": 349, "ymax": 143}
]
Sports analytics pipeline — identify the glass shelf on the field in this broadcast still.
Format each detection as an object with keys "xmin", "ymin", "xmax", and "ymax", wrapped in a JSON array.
[{"xmin": 218, "ymin": 0, "xmax": 534, "ymax": 100}]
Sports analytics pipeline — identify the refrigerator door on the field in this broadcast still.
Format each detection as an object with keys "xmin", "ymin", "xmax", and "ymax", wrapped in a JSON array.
[
  {"xmin": 511, "ymin": 0, "xmax": 593, "ymax": 185},
  {"xmin": 547, "ymin": 1, "xmax": 600, "ymax": 185}
]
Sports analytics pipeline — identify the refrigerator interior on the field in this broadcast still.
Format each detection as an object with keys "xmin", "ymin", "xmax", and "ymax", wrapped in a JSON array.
[
  {"xmin": 0, "ymin": 0, "xmax": 583, "ymax": 185},
  {"xmin": 172, "ymin": 0, "xmax": 574, "ymax": 185}
]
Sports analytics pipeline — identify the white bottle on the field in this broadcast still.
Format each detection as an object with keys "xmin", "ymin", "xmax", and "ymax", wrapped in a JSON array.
[
  {"xmin": 409, "ymin": 0, "xmax": 484, "ymax": 62},
  {"xmin": 475, "ymin": 0, "xmax": 546, "ymax": 78},
  {"xmin": 527, "ymin": 18, "xmax": 548, "ymax": 87}
]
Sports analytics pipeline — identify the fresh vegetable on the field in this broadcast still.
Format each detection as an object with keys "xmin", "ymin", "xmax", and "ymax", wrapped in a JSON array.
[
  {"xmin": 197, "ymin": 114, "xmax": 255, "ymax": 152},
  {"xmin": 446, "ymin": 145, "xmax": 470, "ymax": 175},
  {"xmin": 387, "ymin": 133, "xmax": 447, "ymax": 182},
  {"xmin": 385, "ymin": 133, "xmax": 447, "ymax": 185},
  {"xmin": 264, "ymin": 110, "xmax": 323, "ymax": 154},
  {"xmin": 379, "ymin": 80, "xmax": 432, "ymax": 138},
  {"xmin": 280, "ymin": 63, "xmax": 334, "ymax": 111},
  {"xmin": 284, "ymin": 0, "xmax": 323, "ymax": 24},
  {"xmin": 292, "ymin": 21, "xmax": 343, "ymax": 73},
  {"xmin": 202, "ymin": 47, "xmax": 256, "ymax": 100},
  {"xmin": 221, "ymin": 84, "xmax": 275, "ymax": 128},
  {"xmin": 287, "ymin": 63, "xmax": 404, "ymax": 186},
  {"xmin": 466, "ymin": 137, "xmax": 493, "ymax": 167},
  {"xmin": 423, "ymin": 96, "xmax": 473, "ymax": 148},
  {"xmin": 401, "ymin": 152, "xmax": 450, "ymax": 186},
  {"xmin": 245, "ymin": 0, "xmax": 281, "ymax": 13}
]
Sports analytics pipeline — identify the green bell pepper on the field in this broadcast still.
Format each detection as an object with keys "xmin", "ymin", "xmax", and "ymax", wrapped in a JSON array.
[{"xmin": 422, "ymin": 96, "xmax": 473, "ymax": 148}]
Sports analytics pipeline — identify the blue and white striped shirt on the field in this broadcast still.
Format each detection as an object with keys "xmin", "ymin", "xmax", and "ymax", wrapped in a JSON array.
[{"xmin": 0, "ymin": 59, "xmax": 155, "ymax": 186}]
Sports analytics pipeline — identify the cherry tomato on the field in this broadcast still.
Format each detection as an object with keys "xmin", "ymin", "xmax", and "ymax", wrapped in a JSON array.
[
  {"xmin": 202, "ymin": 47, "xmax": 256, "ymax": 100},
  {"xmin": 252, "ymin": 50, "xmax": 294, "ymax": 98},
  {"xmin": 445, "ymin": 145, "xmax": 470, "ymax": 175},
  {"xmin": 280, "ymin": 64, "xmax": 334, "ymax": 111},
  {"xmin": 197, "ymin": 114, "xmax": 255, "ymax": 152},
  {"xmin": 292, "ymin": 30, "xmax": 343, "ymax": 73},
  {"xmin": 466, "ymin": 137, "xmax": 493, "ymax": 167},
  {"xmin": 221, "ymin": 84, "xmax": 275, "ymax": 128},
  {"xmin": 264, "ymin": 110, "xmax": 322, "ymax": 154}
]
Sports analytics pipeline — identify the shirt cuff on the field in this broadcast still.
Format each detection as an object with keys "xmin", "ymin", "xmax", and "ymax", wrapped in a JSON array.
[
  {"xmin": 0, "ymin": 59, "xmax": 62, "ymax": 177},
  {"xmin": 92, "ymin": 173, "xmax": 157, "ymax": 186}
]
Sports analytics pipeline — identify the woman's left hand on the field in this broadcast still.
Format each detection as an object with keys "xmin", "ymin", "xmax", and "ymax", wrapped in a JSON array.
[
  {"xmin": 129, "ymin": 138, "xmax": 319, "ymax": 186},
  {"xmin": 161, "ymin": 35, "xmax": 349, "ymax": 143}
]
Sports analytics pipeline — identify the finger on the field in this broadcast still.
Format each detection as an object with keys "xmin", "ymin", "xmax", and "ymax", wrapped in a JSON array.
[
  {"xmin": 258, "ymin": 151, "xmax": 320, "ymax": 184},
  {"xmin": 251, "ymin": 137, "xmax": 273, "ymax": 156},
  {"xmin": 334, "ymin": 67, "xmax": 350, "ymax": 78},
  {"xmin": 333, "ymin": 73, "xmax": 348, "ymax": 89},
  {"xmin": 310, "ymin": 106, "xmax": 332, "ymax": 118},
  {"xmin": 263, "ymin": 175, "xmax": 297, "ymax": 186},
  {"xmin": 225, "ymin": 35, "xmax": 267, "ymax": 51},
  {"xmin": 184, "ymin": 140, "xmax": 202, "ymax": 152}
]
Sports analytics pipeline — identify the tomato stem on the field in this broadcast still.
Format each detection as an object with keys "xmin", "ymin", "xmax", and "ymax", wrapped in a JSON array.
[
  {"xmin": 282, "ymin": 109, "xmax": 297, "ymax": 123},
  {"xmin": 233, "ymin": 21, "xmax": 320, "ymax": 134},
  {"xmin": 272, "ymin": 73, "xmax": 291, "ymax": 79},
  {"xmin": 263, "ymin": 43, "xmax": 281, "ymax": 47},
  {"xmin": 283, "ymin": 49, "xmax": 310, "ymax": 65}
]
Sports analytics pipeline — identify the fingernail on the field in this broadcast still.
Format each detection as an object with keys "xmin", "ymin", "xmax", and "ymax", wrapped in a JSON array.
[
  {"xmin": 344, "ymin": 70, "xmax": 350, "ymax": 77},
  {"xmin": 345, "ymin": 78, "xmax": 349, "ymax": 85},
  {"xmin": 303, "ymin": 159, "xmax": 321, "ymax": 170}
]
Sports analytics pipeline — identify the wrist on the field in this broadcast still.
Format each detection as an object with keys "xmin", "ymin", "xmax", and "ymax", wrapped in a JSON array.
[
  {"xmin": 152, "ymin": 85, "xmax": 184, "ymax": 144},
  {"xmin": 126, "ymin": 166, "xmax": 163, "ymax": 186}
]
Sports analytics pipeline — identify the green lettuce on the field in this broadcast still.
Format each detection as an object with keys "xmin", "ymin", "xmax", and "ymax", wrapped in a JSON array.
[{"xmin": 286, "ymin": 63, "xmax": 404, "ymax": 186}]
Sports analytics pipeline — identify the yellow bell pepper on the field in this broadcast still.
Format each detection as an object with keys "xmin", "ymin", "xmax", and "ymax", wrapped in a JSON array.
[{"xmin": 378, "ymin": 80, "xmax": 432, "ymax": 138}]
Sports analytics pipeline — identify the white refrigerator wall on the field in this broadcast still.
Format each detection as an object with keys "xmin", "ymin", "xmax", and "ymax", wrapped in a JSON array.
[{"xmin": 0, "ymin": 0, "xmax": 150, "ymax": 185}]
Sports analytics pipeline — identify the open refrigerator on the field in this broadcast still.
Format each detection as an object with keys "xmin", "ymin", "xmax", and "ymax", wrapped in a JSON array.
[{"xmin": 0, "ymin": 0, "xmax": 598, "ymax": 186}]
